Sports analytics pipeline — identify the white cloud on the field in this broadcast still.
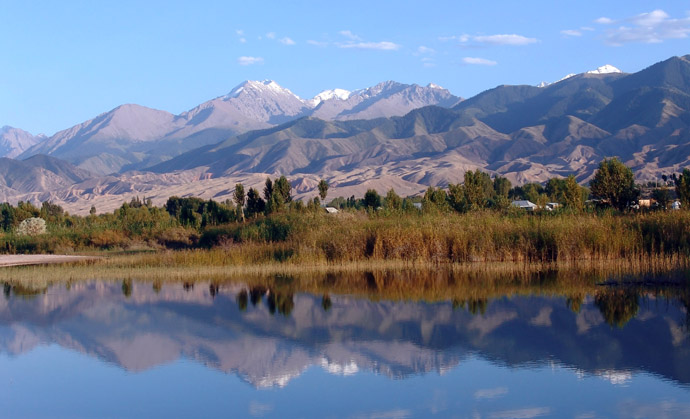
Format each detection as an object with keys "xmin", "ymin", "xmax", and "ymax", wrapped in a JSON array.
[
  {"xmin": 632, "ymin": 9, "xmax": 669, "ymax": 26},
  {"xmin": 580, "ymin": 26, "xmax": 595, "ymax": 31},
  {"xmin": 236, "ymin": 29, "xmax": 244, "ymax": 36},
  {"xmin": 463, "ymin": 57, "xmax": 497, "ymax": 66},
  {"xmin": 421, "ymin": 57, "xmax": 435, "ymax": 67},
  {"xmin": 561, "ymin": 29, "xmax": 582, "ymax": 37},
  {"xmin": 279, "ymin": 37, "xmax": 295, "ymax": 45},
  {"xmin": 239, "ymin": 37, "xmax": 247, "ymax": 43},
  {"xmin": 339, "ymin": 41, "xmax": 401, "ymax": 50},
  {"xmin": 339, "ymin": 30, "xmax": 362, "ymax": 41},
  {"xmin": 237, "ymin": 56, "xmax": 264, "ymax": 66},
  {"xmin": 265, "ymin": 32, "xmax": 276, "ymax": 39},
  {"xmin": 441, "ymin": 33, "xmax": 537, "ymax": 46},
  {"xmin": 307, "ymin": 40, "xmax": 328, "ymax": 47},
  {"xmin": 439, "ymin": 34, "xmax": 470, "ymax": 42},
  {"xmin": 473, "ymin": 34, "xmax": 538, "ymax": 46},
  {"xmin": 601, "ymin": 9, "xmax": 690, "ymax": 45},
  {"xmin": 595, "ymin": 17, "xmax": 613, "ymax": 24},
  {"xmin": 417, "ymin": 46, "xmax": 435, "ymax": 54}
]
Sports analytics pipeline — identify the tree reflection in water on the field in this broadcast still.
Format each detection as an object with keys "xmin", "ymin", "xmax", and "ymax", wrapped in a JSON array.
[
  {"xmin": 595, "ymin": 289, "xmax": 640, "ymax": 328},
  {"xmin": 236, "ymin": 289, "xmax": 248, "ymax": 311},
  {"xmin": 0, "ymin": 268, "xmax": 689, "ymax": 391},
  {"xmin": 452, "ymin": 298, "xmax": 489, "ymax": 315}
]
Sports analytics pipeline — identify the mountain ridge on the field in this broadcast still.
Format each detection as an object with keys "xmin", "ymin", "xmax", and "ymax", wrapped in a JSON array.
[
  {"xmin": 17, "ymin": 81, "xmax": 462, "ymax": 175},
  {"xmin": 3, "ymin": 55, "xmax": 690, "ymax": 214}
]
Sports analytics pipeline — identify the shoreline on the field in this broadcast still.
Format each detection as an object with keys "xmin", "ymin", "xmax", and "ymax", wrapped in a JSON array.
[{"xmin": 0, "ymin": 255, "xmax": 97, "ymax": 267}]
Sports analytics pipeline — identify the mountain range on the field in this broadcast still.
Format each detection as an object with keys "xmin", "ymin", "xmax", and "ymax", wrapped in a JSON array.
[
  {"xmin": 14, "ymin": 81, "xmax": 460, "ymax": 175},
  {"xmin": 2, "ymin": 54, "xmax": 690, "ymax": 214}
]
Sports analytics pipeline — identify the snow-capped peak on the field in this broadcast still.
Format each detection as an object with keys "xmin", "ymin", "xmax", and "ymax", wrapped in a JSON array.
[
  {"xmin": 586, "ymin": 64, "xmax": 622, "ymax": 75},
  {"xmin": 427, "ymin": 83, "xmax": 444, "ymax": 90},
  {"xmin": 224, "ymin": 80, "xmax": 299, "ymax": 100},
  {"xmin": 314, "ymin": 88, "xmax": 351, "ymax": 102},
  {"xmin": 305, "ymin": 88, "xmax": 352, "ymax": 107},
  {"xmin": 536, "ymin": 81, "xmax": 550, "ymax": 88},
  {"xmin": 557, "ymin": 73, "xmax": 577, "ymax": 83}
]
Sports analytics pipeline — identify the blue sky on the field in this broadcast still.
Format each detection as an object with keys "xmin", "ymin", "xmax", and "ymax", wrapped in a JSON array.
[{"xmin": 2, "ymin": 1, "xmax": 689, "ymax": 135}]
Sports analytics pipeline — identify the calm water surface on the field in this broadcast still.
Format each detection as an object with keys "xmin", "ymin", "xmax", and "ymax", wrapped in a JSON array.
[{"xmin": 0, "ymin": 271, "xmax": 689, "ymax": 418}]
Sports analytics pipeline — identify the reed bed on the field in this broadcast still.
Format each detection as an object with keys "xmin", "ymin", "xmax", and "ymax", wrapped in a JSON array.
[
  {"xmin": 4, "ymin": 209, "xmax": 690, "ymax": 264},
  {"xmin": 193, "ymin": 211, "xmax": 690, "ymax": 264}
]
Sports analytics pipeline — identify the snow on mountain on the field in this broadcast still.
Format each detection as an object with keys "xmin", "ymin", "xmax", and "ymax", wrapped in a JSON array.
[
  {"xmin": 586, "ymin": 64, "xmax": 622, "ymax": 75},
  {"xmin": 542, "ymin": 65, "xmax": 623, "ymax": 87},
  {"xmin": 310, "ymin": 81, "xmax": 461, "ymax": 120},
  {"xmin": 224, "ymin": 80, "xmax": 301, "ymax": 101},
  {"xmin": 352, "ymin": 81, "xmax": 407, "ymax": 99},
  {"xmin": 17, "ymin": 80, "xmax": 461, "ymax": 174},
  {"xmin": 307, "ymin": 89, "xmax": 352, "ymax": 107},
  {"xmin": 557, "ymin": 73, "xmax": 577, "ymax": 83}
]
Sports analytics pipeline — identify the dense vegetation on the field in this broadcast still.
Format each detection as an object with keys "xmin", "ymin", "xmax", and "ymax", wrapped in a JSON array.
[{"xmin": 0, "ymin": 163, "xmax": 688, "ymax": 265}]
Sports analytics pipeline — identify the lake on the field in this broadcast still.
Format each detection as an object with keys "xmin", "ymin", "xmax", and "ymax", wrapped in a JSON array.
[{"xmin": 0, "ymin": 269, "xmax": 689, "ymax": 418}]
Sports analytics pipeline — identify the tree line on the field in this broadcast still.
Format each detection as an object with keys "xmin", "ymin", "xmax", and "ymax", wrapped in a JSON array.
[{"xmin": 0, "ymin": 158, "xmax": 685, "ymax": 249}]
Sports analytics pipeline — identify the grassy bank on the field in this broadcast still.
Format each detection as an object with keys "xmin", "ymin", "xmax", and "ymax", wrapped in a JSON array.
[
  {"xmin": 4, "ymin": 209, "xmax": 690, "ymax": 265},
  {"xmin": 142, "ymin": 210, "xmax": 690, "ymax": 264}
]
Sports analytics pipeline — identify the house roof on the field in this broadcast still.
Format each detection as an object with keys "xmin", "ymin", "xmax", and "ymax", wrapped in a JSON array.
[{"xmin": 511, "ymin": 200, "xmax": 537, "ymax": 207}]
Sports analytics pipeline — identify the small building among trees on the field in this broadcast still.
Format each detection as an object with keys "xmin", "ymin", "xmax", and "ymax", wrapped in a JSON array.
[{"xmin": 511, "ymin": 200, "xmax": 537, "ymax": 211}]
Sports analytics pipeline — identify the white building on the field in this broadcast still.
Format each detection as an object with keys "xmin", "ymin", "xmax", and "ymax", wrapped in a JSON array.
[{"xmin": 511, "ymin": 200, "xmax": 538, "ymax": 211}]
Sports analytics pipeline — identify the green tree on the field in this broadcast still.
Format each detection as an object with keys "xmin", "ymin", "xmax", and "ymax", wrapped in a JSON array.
[
  {"xmin": 40, "ymin": 201, "xmax": 64, "ymax": 222},
  {"xmin": 673, "ymin": 169, "xmax": 690, "ymax": 208},
  {"xmin": 463, "ymin": 169, "xmax": 493, "ymax": 211},
  {"xmin": 318, "ymin": 179, "xmax": 329, "ymax": 202},
  {"xmin": 0, "ymin": 203, "xmax": 15, "ymax": 232},
  {"xmin": 652, "ymin": 187, "xmax": 672, "ymax": 210},
  {"xmin": 233, "ymin": 183, "xmax": 246, "ymax": 222},
  {"xmin": 246, "ymin": 188, "xmax": 265, "ymax": 218},
  {"xmin": 274, "ymin": 176, "xmax": 292, "ymax": 203},
  {"xmin": 307, "ymin": 197, "xmax": 321, "ymax": 212},
  {"xmin": 589, "ymin": 158, "xmax": 639, "ymax": 211},
  {"xmin": 263, "ymin": 178, "xmax": 274, "ymax": 202},
  {"xmin": 422, "ymin": 186, "xmax": 448, "ymax": 212},
  {"xmin": 563, "ymin": 175, "xmax": 585, "ymax": 212},
  {"xmin": 384, "ymin": 188, "xmax": 403, "ymax": 212},
  {"xmin": 493, "ymin": 176, "xmax": 511, "ymax": 199},
  {"xmin": 363, "ymin": 189, "xmax": 382, "ymax": 210},
  {"xmin": 516, "ymin": 183, "xmax": 545, "ymax": 204}
]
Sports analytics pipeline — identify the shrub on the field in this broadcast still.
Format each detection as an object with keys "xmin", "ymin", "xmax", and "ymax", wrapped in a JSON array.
[
  {"xmin": 89, "ymin": 229, "xmax": 130, "ymax": 249},
  {"xmin": 157, "ymin": 227, "xmax": 199, "ymax": 249},
  {"xmin": 16, "ymin": 217, "xmax": 46, "ymax": 236}
]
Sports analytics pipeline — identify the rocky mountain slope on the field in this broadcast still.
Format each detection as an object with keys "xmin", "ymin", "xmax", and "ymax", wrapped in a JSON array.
[
  {"xmin": 0, "ymin": 126, "xmax": 44, "ymax": 158},
  {"xmin": 0, "ymin": 155, "xmax": 93, "ymax": 200},
  {"xmin": 3, "ymin": 55, "xmax": 690, "ymax": 213},
  {"xmin": 153, "ymin": 55, "xmax": 690, "ymax": 186},
  {"xmin": 17, "ymin": 81, "xmax": 461, "ymax": 175}
]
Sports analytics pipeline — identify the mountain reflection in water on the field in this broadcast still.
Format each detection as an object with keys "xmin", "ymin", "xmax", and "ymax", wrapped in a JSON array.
[{"xmin": 0, "ymin": 270, "xmax": 688, "ymax": 390}]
